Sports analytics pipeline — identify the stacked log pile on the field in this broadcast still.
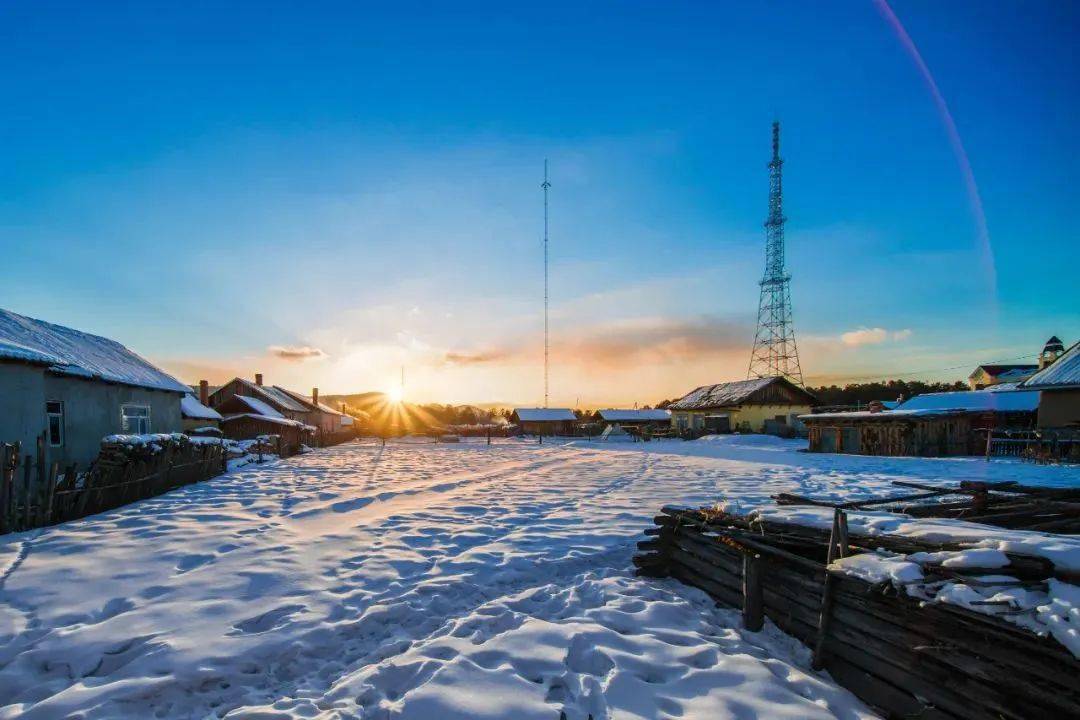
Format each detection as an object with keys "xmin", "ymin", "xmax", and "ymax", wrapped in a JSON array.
[{"xmin": 635, "ymin": 506, "xmax": 1080, "ymax": 720}]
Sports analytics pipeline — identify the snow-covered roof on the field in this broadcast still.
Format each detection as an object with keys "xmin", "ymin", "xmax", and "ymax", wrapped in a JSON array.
[
  {"xmin": 513, "ymin": 408, "xmax": 577, "ymax": 422},
  {"xmin": 969, "ymin": 363, "xmax": 1037, "ymax": 380},
  {"xmin": 1022, "ymin": 341, "xmax": 1080, "ymax": 390},
  {"xmin": 221, "ymin": 413, "xmax": 308, "ymax": 429},
  {"xmin": 0, "ymin": 308, "xmax": 189, "ymax": 393},
  {"xmin": 598, "ymin": 409, "xmax": 671, "ymax": 422},
  {"xmin": 802, "ymin": 387, "xmax": 1040, "ymax": 420},
  {"xmin": 273, "ymin": 386, "xmax": 346, "ymax": 416},
  {"xmin": 232, "ymin": 380, "xmax": 311, "ymax": 413},
  {"xmin": 181, "ymin": 394, "xmax": 223, "ymax": 421},
  {"xmin": 233, "ymin": 395, "xmax": 286, "ymax": 418},
  {"xmin": 669, "ymin": 377, "xmax": 811, "ymax": 411},
  {"xmin": 897, "ymin": 388, "xmax": 1040, "ymax": 413}
]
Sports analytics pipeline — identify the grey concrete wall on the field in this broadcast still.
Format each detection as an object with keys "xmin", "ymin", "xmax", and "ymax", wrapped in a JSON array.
[
  {"xmin": 0, "ymin": 362, "xmax": 48, "ymax": 457},
  {"xmin": 39, "ymin": 375, "xmax": 183, "ymax": 468}
]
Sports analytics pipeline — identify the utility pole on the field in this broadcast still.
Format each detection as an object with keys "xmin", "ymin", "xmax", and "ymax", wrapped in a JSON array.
[
  {"xmin": 748, "ymin": 121, "xmax": 804, "ymax": 386},
  {"xmin": 542, "ymin": 159, "xmax": 551, "ymax": 408}
]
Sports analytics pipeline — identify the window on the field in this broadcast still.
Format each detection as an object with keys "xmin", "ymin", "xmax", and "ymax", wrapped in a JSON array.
[
  {"xmin": 121, "ymin": 405, "xmax": 151, "ymax": 434},
  {"xmin": 46, "ymin": 401, "xmax": 64, "ymax": 447}
]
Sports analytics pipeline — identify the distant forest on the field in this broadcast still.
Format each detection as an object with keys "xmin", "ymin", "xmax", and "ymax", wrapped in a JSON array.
[
  {"xmin": 805, "ymin": 380, "xmax": 966, "ymax": 407},
  {"xmin": 325, "ymin": 378, "xmax": 969, "ymax": 431},
  {"xmin": 653, "ymin": 379, "xmax": 968, "ymax": 411}
]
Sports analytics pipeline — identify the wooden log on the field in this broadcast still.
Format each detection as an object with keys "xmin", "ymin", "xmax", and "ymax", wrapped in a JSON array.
[{"xmin": 741, "ymin": 553, "xmax": 763, "ymax": 631}]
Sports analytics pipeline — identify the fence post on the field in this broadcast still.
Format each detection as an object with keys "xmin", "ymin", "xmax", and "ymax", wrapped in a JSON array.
[
  {"xmin": 22, "ymin": 454, "xmax": 33, "ymax": 531},
  {"xmin": 742, "ymin": 553, "xmax": 764, "ymax": 631},
  {"xmin": 0, "ymin": 445, "xmax": 12, "ymax": 534},
  {"xmin": 40, "ymin": 461, "xmax": 59, "ymax": 527}
]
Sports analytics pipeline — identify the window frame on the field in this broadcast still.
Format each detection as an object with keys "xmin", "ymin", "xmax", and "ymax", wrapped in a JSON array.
[
  {"xmin": 120, "ymin": 404, "xmax": 152, "ymax": 435},
  {"xmin": 46, "ymin": 400, "xmax": 65, "ymax": 448}
]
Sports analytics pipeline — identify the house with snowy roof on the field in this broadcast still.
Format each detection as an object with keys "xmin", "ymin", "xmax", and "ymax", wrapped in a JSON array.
[
  {"xmin": 1021, "ymin": 339, "xmax": 1079, "ymax": 429},
  {"xmin": 801, "ymin": 385, "xmax": 1040, "ymax": 456},
  {"xmin": 180, "ymin": 381, "xmax": 222, "ymax": 435},
  {"xmin": 668, "ymin": 377, "xmax": 815, "ymax": 434},
  {"xmin": 271, "ymin": 386, "xmax": 353, "ymax": 438},
  {"xmin": 597, "ymin": 409, "xmax": 671, "ymax": 432},
  {"xmin": 0, "ymin": 307, "xmax": 188, "ymax": 468},
  {"xmin": 966, "ymin": 335, "xmax": 1065, "ymax": 389},
  {"xmin": 207, "ymin": 375, "xmax": 353, "ymax": 442},
  {"xmin": 510, "ymin": 408, "xmax": 578, "ymax": 436}
]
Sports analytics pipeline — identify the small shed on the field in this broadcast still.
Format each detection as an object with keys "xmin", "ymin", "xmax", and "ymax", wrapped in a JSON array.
[
  {"xmin": 597, "ymin": 409, "xmax": 671, "ymax": 428},
  {"xmin": 180, "ymin": 393, "xmax": 222, "ymax": 434},
  {"xmin": 511, "ymin": 408, "xmax": 577, "ymax": 436},
  {"xmin": 1021, "ymin": 340, "xmax": 1079, "ymax": 428},
  {"xmin": 801, "ymin": 387, "xmax": 1039, "ymax": 456}
]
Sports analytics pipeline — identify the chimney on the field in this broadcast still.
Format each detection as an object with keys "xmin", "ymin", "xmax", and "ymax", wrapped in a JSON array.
[
  {"xmin": 255, "ymin": 373, "xmax": 263, "ymax": 386},
  {"xmin": 312, "ymin": 387, "xmax": 319, "ymax": 407},
  {"xmin": 199, "ymin": 380, "xmax": 209, "ymax": 406}
]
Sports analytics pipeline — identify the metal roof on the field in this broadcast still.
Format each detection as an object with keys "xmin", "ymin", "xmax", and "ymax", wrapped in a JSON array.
[
  {"xmin": 669, "ymin": 377, "xmax": 815, "ymax": 411},
  {"xmin": 802, "ymin": 387, "xmax": 1040, "ymax": 420},
  {"xmin": 513, "ymin": 408, "xmax": 577, "ymax": 422},
  {"xmin": 0, "ymin": 307, "xmax": 189, "ymax": 393},
  {"xmin": 1022, "ymin": 341, "xmax": 1080, "ymax": 389},
  {"xmin": 233, "ymin": 379, "xmax": 311, "ymax": 413},
  {"xmin": 181, "ymin": 394, "xmax": 223, "ymax": 421},
  {"xmin": 598, "ymin": 409, "xmax": 671, "ymax": 422}
]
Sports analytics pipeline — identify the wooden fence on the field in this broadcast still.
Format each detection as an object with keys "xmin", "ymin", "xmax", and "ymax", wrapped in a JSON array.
[
  {"xmin": 1, "ymin": 435, "xmax": 226, "ymax": 534},
  {"xmin": 986, "ymin": 428, "xmax": 1080, "ymax": 463},
  {"xmin": 635, "ymin": 505, "xmax": 1078, "ymax": 720}
]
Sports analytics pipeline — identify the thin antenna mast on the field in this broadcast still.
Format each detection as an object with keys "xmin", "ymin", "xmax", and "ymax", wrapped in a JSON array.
[{"xmin": 542, "ymin": 159, "xmax": 551, "ymax": 408}]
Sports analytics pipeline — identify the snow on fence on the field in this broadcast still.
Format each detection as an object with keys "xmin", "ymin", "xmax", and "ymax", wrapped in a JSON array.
[
  {"xmin": 635, "ymin": 501, "xmax": 1079, "ymax": 720},
  {"xmin": 0, "ymin": 434, "xmax": 226, "ymax": 534}
]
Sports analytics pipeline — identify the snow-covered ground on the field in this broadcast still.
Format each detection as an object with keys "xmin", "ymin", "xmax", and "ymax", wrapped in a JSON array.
[{"xmin": 0, "ymin": 436, "xmax": 1076, "ymax": 719}]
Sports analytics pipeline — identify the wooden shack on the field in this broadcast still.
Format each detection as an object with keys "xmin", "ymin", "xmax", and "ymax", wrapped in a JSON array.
[
  {"xmin": 802, "ymin": 388, "xmax": 1039, "ymax": 456},
  {"xmin": 511, "ymin": 408, "xmax": 577, "ymax": 436}
]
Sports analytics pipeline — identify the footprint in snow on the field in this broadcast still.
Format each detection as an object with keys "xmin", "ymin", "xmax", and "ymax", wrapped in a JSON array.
[
  {"xmin": 174, "ymin": 553, "xmax": 215, "ymax": 574},
  {"xmin": 228, "ymin": 604, "xmax": 307, "ymax": 635}
]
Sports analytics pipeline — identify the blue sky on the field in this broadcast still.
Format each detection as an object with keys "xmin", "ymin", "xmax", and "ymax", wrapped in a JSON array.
[{"xmin": 1, "ymin": 1, "xmax": 1077, "ymax": 405}]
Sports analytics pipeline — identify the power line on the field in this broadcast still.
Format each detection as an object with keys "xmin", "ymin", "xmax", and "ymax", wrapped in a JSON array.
[
  {"xmin": 542, "ymin": 159, "xmax": 551, "ymax": 408},
  {"xmin": 807, "ymin": 352, "xmax": 1040, "ymax": 385}
]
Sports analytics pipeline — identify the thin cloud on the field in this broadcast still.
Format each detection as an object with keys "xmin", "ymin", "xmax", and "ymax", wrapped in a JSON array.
[
  {"xmin": 840, "ymin": 327, "xmax": 912, "ymax": 347},
  {"xmin": 269, "ymin": 345, "xmax": 328, "ymax": 361},
  {"xmin": 443, "ymin": 315, "xmax": 752, "ymax": 370}
]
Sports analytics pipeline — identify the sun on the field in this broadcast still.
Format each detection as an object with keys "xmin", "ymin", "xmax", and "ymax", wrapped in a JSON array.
[{"xmin": 387, "ymin": 385, "xmax": 404, "ymax": 404}]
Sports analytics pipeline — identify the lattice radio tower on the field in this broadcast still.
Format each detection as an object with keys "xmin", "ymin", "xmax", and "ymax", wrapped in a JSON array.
[
  {"xmin": 542, "ymin": 159, "xmax": 551, "ymax": 408},
  {"xmin": 748, "ymin": 121, "xmax": 804, "ymax": 386}
]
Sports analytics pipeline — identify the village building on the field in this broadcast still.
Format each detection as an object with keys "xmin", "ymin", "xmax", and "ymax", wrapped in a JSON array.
[
  {"xmin": 511, "ymin": 408, "xmax": 577, "ymax": 436},
  {"xmin": 1020, "ymin": 339, "xmax": 1079, "ymax": 429},
  {"xmin": 966, "ymin": 336, "xmax": 1064, "ymax": 390},
  {"xmin": 0, "ymin": 308, "xmax": 187, "ymax": 468},
  {"xmin": 207, "ymin": 374, "xmax": 311, "ymax": 420},
  {"xmin": 668, "ymin": 377, "xmax": 815, "ymax": 434},
  {"xmin": 801, "ymin": 386, "xmax": 1039, "ymax": 456},
  {"xmin": 179, "ymin": 379, "xmax": 222, "ymax": 435},
  {"xmin": 272, "ymin": 386, "xmax": 353, "ymax": 439},
  {"xmin": 215, "ymin": 393, "xmax": 314, "ymax": 452},
  {"xmin": 597, "ymin": 409, "xmax": 671, "ymax": 434}
]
